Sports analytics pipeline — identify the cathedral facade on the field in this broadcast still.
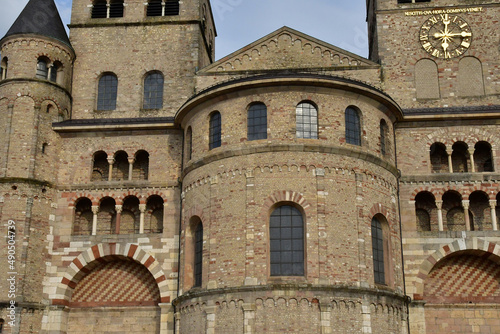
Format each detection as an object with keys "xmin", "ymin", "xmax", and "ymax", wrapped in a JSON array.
[{"xmin": 0, "ymin": 0, "xmax": 498, "ymax": 333}]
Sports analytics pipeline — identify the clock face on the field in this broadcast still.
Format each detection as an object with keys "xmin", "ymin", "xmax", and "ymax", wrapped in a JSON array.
[{"xmin": 419, "ymin": 14, "xmax": 472, "ymax": 59}]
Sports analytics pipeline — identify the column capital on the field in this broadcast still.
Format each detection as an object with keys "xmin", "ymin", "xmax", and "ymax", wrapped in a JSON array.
[
  {"xmin": 489, "ymin": 200, "xmax": 497, "ymax": 208},
  {"xmin": 462, "ymin": 200, "xmax": 470, "ymax": 209},
  {"xmin": 139, "ymin": 203, "xmax": 147, "ymax": 212},
  {"xmin": 128, "ymin": 157, "xmax": 135, "ymax": 164},
  {"xmin": 107, "ymin": 157, "xmax": 115, "ymax": 164},
  {"xmin": 115, "ymin": 205, "xmax": 123, "ymax": 213},
  {"xmin": 435, "ymin": 200, "xmax": 443, "ymax": 210},
  {"xmin": 91, "ymin": 205, "xmax": 99, "ymax": 214}
]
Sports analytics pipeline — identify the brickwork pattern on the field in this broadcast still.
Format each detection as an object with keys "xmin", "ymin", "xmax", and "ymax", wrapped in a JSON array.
[
  {"xmin": 424, "ymin": 254, "xmax": 500, "ymax": 303},
  {"xmin": 70, "ymin": 260, "xmax": 161, "ymax": 307},
  {"xmin": 425, "ymin": 306, "xmax": 500, "ymax": 334}
]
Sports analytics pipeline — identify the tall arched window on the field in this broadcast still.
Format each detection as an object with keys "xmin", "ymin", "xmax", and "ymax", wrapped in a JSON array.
[
  {"xmin": 50, "ymin": 61, "xmax": 62, "ymax": 83},
  {"xmin": 380, "ymin": 119, "xmax": 388, "ymax": 156},
  {"xmin": 209, "ymin": 111, "xmax": 221, "ymax": 150},
  {"xmin": 451, "ymin": 141, "xmax": 469, "ymax": 173},
  {"xmin": 458, "ymin": 57, "xmax": 485, "ymax": 97},
  {"xmin": 430, "ymin": 142, "xmax": 449, "ymax": 173},
  {"xmin": 92, "ymin": 151, "xmax": 108, "ymax": 181},
  {"xmin": 186, "ymin": 127, "xmax": 193, "ymax": 161},
  {"xmin": 0, "ymin": 57, "xmax": 7, "ymax": 80},
  {"xmin": 474, "ymin": 141, "xmax": 493, "ymax": 172},
  {"xmin": 36, "ymin": 57, "xmax": 49, "ymax": 80},
  {"xmin": 91, "ymin": 0, "xmax": 107, "ymax": 18},
  {"xmin": 73, "ymin": 198, "xmax": 93, "ymax": 236},
  {"xmin": 345, "ymin": 106, "xmax": 361, "ymax": 146},
  {"xmin": 415, "ymin": 59, "xmax": 440, "ymax": 99},
  {"xmin": 371, "ymin": 216, "xmax": 386, "ymax": 285},
  {"xmin": 296, "ymin": 102, "xmax": 318, "ymax": 139},
  {"xmin": 194, "ymin": 223, "xmax": 203, "ymax": 287},
  {"xmin": 143, "ymin": 72, "xmax": 164, "ymax": 109},
  {"xmin": 248, "ymin": 103, "xmax": 267, "ymax": 141},
  {"xmin": 270, "ymin": 205, "xmax": 304, "ymax": 276},
  {"xmin": 97, "ymin": 73, "xmax": 118, "ymax": 111}
]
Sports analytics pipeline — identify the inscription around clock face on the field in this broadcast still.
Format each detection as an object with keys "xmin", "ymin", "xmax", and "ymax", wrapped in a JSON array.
[{"xmin": 419, "ymin": 14, "xmax": 472, "ymax": 59}]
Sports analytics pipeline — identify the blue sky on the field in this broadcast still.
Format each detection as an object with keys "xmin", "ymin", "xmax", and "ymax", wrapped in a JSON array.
[{"xmin": 0, "ymin": 0, "xmax": 369, "ymax": 59}]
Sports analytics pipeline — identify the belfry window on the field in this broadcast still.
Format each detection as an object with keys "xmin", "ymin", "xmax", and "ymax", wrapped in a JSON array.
[
  {"xmin": 345, "ymin": 107, "xmax": 361, "ymax": 146},
  {"xmin": 270, "ymin": 205, "xmax": 304, "ymax": 276},
  {"xmin": 36, "ymin": 58, "xmax": 49, "ymax": 80},
  {"xmin": 296, "ymin": 102, "xmax": 318, "ymax": 139},
  {"xmin": 143, "ymin": 72, "xmax": 164, "ymax": 109},
  {"xmin": 91, "ymin": 0, "xmax": 107, "ymax": 18},
  {"xmin": 209, "ymin": 111, "xmax": 221, "ymax": 150},
  {"xmin": 109, "ymin": 0, "xmax": 124, "ymax": 18},
  {"xmin": 0, "ymin": 57, "xmax": 7, "ymax": 80},
  {"xmin": 97, "ymin": 73, "xmax": 118, "ymax": 111},
  {"xmin": 147, "ymin": 0, "xmax": 180, "ymax": 16},
  {"xmin": 247, "ymin": 103, "xmax": 267, "ymax": 141}
]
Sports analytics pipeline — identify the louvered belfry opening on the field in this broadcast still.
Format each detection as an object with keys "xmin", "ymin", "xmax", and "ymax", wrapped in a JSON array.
[
  {"xmin": 165, "ymin": 0, "xmax": 179, "ymax": 16},
  {"xmin": 91, "ymin": 0, "xmax": 107, "ymax": 18},
  {"xmin": 147, "ymin": 0, "xmax": 162, "ymax": 16}
]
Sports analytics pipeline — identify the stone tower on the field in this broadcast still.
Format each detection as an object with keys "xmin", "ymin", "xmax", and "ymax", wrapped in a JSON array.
[
  {"xmin": 0, "ymin": 0, "xmax": 74, "ymax": 332},
  {"xmin": 368, "ymin": 1, "xmax": 500, "ymax": 333}
]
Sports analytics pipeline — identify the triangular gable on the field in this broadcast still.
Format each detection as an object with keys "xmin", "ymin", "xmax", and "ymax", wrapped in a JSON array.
[{"xmin": 200, "ymin": 26, "xmax": 377, "ymax": 73}]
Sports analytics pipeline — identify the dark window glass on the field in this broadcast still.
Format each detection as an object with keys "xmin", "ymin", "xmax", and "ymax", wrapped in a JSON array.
[
  {"xmin": 91, "ymin": 0, "xmax": 107, "ymax": 18},
  {"xmin": 147, "ymin": 0, "xmax": 162, "ymax": 16},
  {"xmin": 380, "ymin": 120, "xmax": 388, "ymax": 156},
  {"xmin": 165, "ymin": 0, "xmax": 180, "ymax": 16},
  {"xmin": 143, "ymin": 72, "xmax": 164, "ymax": 109},
  {"xmin": 345, "ymin": 107, "xmax": 361, "ymax": 146},
  {"xmin": 270, "ymin": 205, "xmax": 304, "ymax": 276},
  {"xmin": 248, "ymin": 103, "xmax": 267, "ymax": 141},
  {"xmin": 186, "ymin": 127, "xmax": 193, "ymax": 161},
  {"xmin": 36, "ymin": 59, "xmax": 48, "ymax": 79},
  {"xmin": 371, "ymin": 217, "xmax": 385, "ymax": 284},
  {"xmin": 0, "ymin": 57, "xmax": 7, "ymax": 80},
  {"xmin": 97, "ymin": 74, "xmax": 118, "ymax": 111},
  {"xmin": 50, "ymin": 64, "xmax": 58, "ymax": 82},
  {"xmin": 194, "ymin": 223, "xmax": 203, "ymax": 287},
  {"xmin": 109, "ymin": 0, "xmax": 124, "ymax": 18},
  {"xmin": 296, "ymin": 102, "xmax": 318, "ymax": 139},
  {"xmin": 209, "ymin": 112, "xmax": 221, "ymax": 150}
]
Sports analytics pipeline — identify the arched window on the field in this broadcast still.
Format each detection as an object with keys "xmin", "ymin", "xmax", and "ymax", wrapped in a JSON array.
[
  {"xmin": 296, "ymin": 102, "xmax": 318, "ymax": 139},
  {"xmin": 415, "ymin": 192, "xmax": 437, "ymax": 231},
  {"xmin": 91, "ymin": 0, "xmax": 107, "ymax": 18},
  {"xmin": 209, "ymin": 111, "xmax": 221, "ymax": 150},
  {"xmin": 186, "ymin": 127, "xmax": 193, "ymax": 161},
  {"xmin": 415, "ymin": 59, "xmax": 440, "ymax": 99},
  {"xmin": 247, "ymin": 103, "xmax": 267, "ymax": 141},
  {"xmin": 442, "ymin": 191, "xmax": 465, "ymax": 231},
  {"xmin": 97, "ymin": 73, "xmax": 118, "ymax": 111},
  {"xmin": 371, "ymin": 216, "xmax": 386, "ymax": 285},
  {"xmin": 0, "ymin": 57, "xmax": 7, "ymax": 80},
  {"xmin": 49, "ymin": 61, "xmax": 62, "ymax": 83},
  {"xmin": 474, "ymin": 141, "xmax": 493, "ymax": 172},
  {"xmin": 451, "ymin": 141, "xmax": 469, "ymax": 173},
  {"xmin": 133, "ymin": 150, "xmax": 149, "ymax": 180},
  {"xmin": 145, "ymin": 195, "xmax": 164, "ymax": 233},
  {"xmin": 92, "ymin": 151, "xmax": 108, "ymax": 181},
  {"xmin": 143, "ymin": 72, "xmax": 164, "ymax": 109},
  {"xmin": 430, "ymin": 142, "xmax": 448, "ymax": 173},
  {"xmin": 121, "ymin": 196, "xmax": 140, "ymax": 234},
  {"xmin": 112, "ymin": 151, "xmax": 129, "ymax": 181},
  {"xmin": 109, "ymin": 0, "xmax": 124, "ymax": 18},
  {"xmin": 380, "ymin": 119, "xmax": 388, "ymax": 156},
  {"xmin": 270, "ymin": 205, "xmax": 304, "ymax": 276},
  {"xmin": 97, "ymin": 197, "xmax": 117, "ymax": 234},
  {"xmin": 345, "ymin": 106, "xmax": 361, "ymax": 146},
  {"xmin": 194, "ymin": 222, "xmax": 203, "ymax": 287},
  {"xmin": 458, "ymin": 57, "xmax": 485, "ymax": 97},
  {"xmin": 0, "ymin": 318, "xmax": 4, "ymax": 333},
  {"xmin": 36, "ymin": 57, "xmax": 49, "ymax": 80},
  {"xmin": 73, "ymin": 198, "xmax": 93, "ymax": 235}
]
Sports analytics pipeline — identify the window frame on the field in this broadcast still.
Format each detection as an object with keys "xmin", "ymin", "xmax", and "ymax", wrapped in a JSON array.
[
  {"xmin": 247, "ymin": 103, "xmax": 268, "ymax": 141},
  {"xmin": 296, "ymin": 101, "xmax": 318, "ymax": 139},
  {"xmin": 97, "ymin": 73, "xmax": 118, "ymax": 111},
  {"xmin": 36, "ymin": 57, "xmax": 49, "ymax": 80},
  {"xmin": 143, "ymin": 71, "xmax": 164, "ymax": 109},
  {"xmin": 371, "ymin": 217, "xmax": 386, "ymax": 285},
  {"xmin": 269, "ymin": 204, "xmax": 305, "ymax": 277},
  {"xmin": 194, "ymin": 223, "xmax": 203, "ymax": 287},
  {"xmin": 209, "ymin": 111, "xmax": 222, "ymax": 150},
  {"xmin": 345, "ymin": 106, "xmax": 361, "ymax": 146},
  {"xmin": 380, "ymin": 119, "xmax": 388, "ymax": 156}
]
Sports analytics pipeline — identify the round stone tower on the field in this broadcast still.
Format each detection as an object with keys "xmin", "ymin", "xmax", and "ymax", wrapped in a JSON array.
[
  {"xmin": 0, "ymin": 0, "xmax": 74, "ymax": 331},
  {"xmin": 174, "ymin": 74, "xmax": 408, "ymax": 333}
]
